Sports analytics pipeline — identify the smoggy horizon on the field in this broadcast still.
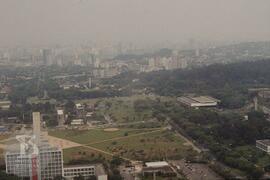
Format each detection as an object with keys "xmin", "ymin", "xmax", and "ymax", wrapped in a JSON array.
[{"xmin": 0, "ymin": 0, "xmax": 270, "ymax": 46}]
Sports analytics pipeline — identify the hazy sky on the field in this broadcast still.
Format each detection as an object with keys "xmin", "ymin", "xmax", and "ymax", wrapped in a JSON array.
[{"xmin": 0, "ymin": 0, "xmax": 270, "ymax": 46}]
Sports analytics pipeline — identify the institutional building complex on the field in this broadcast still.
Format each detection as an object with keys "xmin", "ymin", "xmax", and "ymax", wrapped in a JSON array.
[
  {"xmin": 5, "ymin": 112, "xmax": 63, "ymax": 180},
  {"xmin": 178, "ymin": 96, "xmax": 220, "ymax": 108},
  {"xmin": 256, "ymin": 140, "xmax": 270, "ymax": 154},
  {"xmin": 5, "ymin": 112, "xmax": 107, "ymax": 180}
]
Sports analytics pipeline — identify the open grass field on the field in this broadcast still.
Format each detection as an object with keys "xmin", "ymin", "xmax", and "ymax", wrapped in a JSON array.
[
  {"xmin": 63, "ymin": 146, "xmax": 112, "ymax": 164},
  {"xmin": 0, "ymin": 135, "xmax": 9, "ymax": 165},
  {"xmin": 90, "ymin": 130, "xmax": 195, "ymax": 161},
  {"xmin": 0, "ymin": 148, "xmax": 5, "ymax": 166},
  {"xmin": 141, "ymin": 176, "xmax": 179, "ymax": 180},
  {"xmin": 0, "ymin": 148, "xmax": 4, "ymax": 159},
  {"xmin": 59, "ymin": 128, "xmax": 196, "ymax": 163},
  {"xmin": 75, "ymin": 95, "xmax": 175, "ymax": 104},
  {"xmin": 76, "ymin": 95, "xmax": 176, "ymax": 123},
  {"xmin": 49, "ymin": 128, "xmax": 158, "ymax": 144},
  {"xmin": 234, "ymin": 145, "xmax": 270, "ymax": 168},
  {"xmin": 95, "ymin": 96, "xmax": 153, "ymax": 123},
  {"xmin": 0, "ymin": 134, "xmax": 9, "ymax": 141},
  {"xmin": 27, "ymin": 96, "xmax": 57, "ymax": 104},
  {"xmin": 75, "ymin": 95, "xmax": 152, "ymax": 105}
]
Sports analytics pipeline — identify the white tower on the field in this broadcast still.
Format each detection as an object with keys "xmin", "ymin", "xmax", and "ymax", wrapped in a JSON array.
[
  {"xmin": 32, "ymin": 112, "xmax": 41, "ymax": 145},
  {"xmin": 254, "ymin": 97, "xmax": 258, "ymax": 111},
  {"xmin": 89, "ymin": 77, "xmax": 92, "ymax": 89}
]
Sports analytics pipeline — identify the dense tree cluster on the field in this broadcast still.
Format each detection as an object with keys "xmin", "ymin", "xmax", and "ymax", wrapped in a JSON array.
[
  {"xmin": 0, "ymin": 171, "xmax": 19, "ymax": 180},
  {"xmin": 108, "ymin": 59, "xmax": 270, "ymax": 109},
  {"xmin": 171, "ymin": 108, "xmax": 269, "ymax": 179}
]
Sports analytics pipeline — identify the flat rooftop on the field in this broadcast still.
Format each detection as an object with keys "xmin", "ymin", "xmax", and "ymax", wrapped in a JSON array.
[
  {"xmin": 142, "ymin": 166, "xmax": 174, "ymax": 173},
  {"xmin": 257, "ymin": 139, "xmax": 270, "ymax": 146},
  {"xmin": 145, "ymin": 161, "xmax": 169, "ymax": 168},
  {"xmin": 72, "ymin": 119, "xmax": 83, "ymax": 122},
  {"xmin": 178, "ymin": 96, "xmax": 220, "ymax": 104},
  {"xmin": 57, "ymin": 110, "xmax": 64, "ymax": 115},
  {"xmin": 95, "ymin": 164, "xmax": 107, "ymax": 176},
  {"xmin": 0, "ymin": 100, "xmax": 11, "ymax": 104},
  {"xmin": 192, "ymin": 96, "xmax": 219, "ymax": 103},
  {"xmin": 64, "ymin": 164, "xmax": 95, "ymax": 169}
]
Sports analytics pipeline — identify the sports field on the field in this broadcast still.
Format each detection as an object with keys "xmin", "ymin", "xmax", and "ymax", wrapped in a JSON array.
[
  {"xmin": 49, "ymin": 128, "xmax": 157, "ymax": 144},
  {"xmin": 50, "ymin": 128, "xmax": 197, "ymax": 163},
  {"xmin": 90, "ymin": 130, "xmax": 194, "ymax": 161}
]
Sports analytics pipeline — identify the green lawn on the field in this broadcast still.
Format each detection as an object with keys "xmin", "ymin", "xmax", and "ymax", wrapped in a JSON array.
[
  {"xmin": 49, "ymin": 128, "xmax": 157, "ymax": 144},
  {"xmin": 90, "ymin": 130, "xmax": 195, "ymax": 161},
  {"xmin": 141, "ymin": 176, "xmax": 180, "ymax": 180},
  {"xmin": 233, "ymin": 145, "xmax": 270, "ymax": 167},
  {"xmin": 95, "ymin": 96, "xmax": 153, "ymax": 123},
  {"xmin": 0, "ymin": 134, "xmax": 9, "ymax": 141},
  {"xmin": 27, "ymin": 96, "xmax": 56, "ymax": 104},
  {"xmin": 63, "ymin": 146, "xmax": 111, "ymax": 164},
  {"xmin": 61, "ymin": 129, "xmax": 196, "ymax": 163},
  {"xmin": 76, "ymin": 95, "xmax": 175, "ymax": 123}
]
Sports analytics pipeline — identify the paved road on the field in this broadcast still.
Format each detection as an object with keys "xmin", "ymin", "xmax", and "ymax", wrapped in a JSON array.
[
  {"xmin": 84, "ymin": 128, "xmax": 166, "ymax": 146},
  {"xmin": 48, "ymin": 128, "xmax": 166, "ymax": 163},
  {"xmin": 0, "ymin": 143, "xmax": 6, "ymax": 149},
  {"xmin": 175, "ymin": 132, "xmax": 201, "ymax": 153},
  {"xmin": 171, "ymin": 160, "xmax": 223, "ymax": 180},
  {"xmin": 170, "ymin": 121, "xmax": 201, "ymax": 153}
]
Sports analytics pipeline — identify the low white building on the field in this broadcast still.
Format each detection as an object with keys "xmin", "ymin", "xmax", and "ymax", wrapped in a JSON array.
[
  {"xmin": 71, "ymin": 119, "xmax": 84, "ymax": 126},
  {"xmin": 0, "ymin": 100, "xmax": 11, "ymax": 110},
  {"xmin": 57, "ymin": 109, "xmax": 65, "ymax": 126},
  {"xmin": 145, "ymin": 161, "xmax": 169, "ymax": 168},
  {"xmin": 256, "ymin": 140, "xmax": 270, "ymax": 153},
  {"xmin": 178, "ymin": 96, "xmax": 220, "ymax": 108},
  {"xmin": 64, "ymin": 164, "xmax": 107, "ymax": 180},
  {"xmin": 75, "ymin": 103, "xmax": 84, "ymax": 117},
  {"xmin": 86, "ymin": 112, "xmax": 94, "ymax": 118},
  {"xmin": 143, "ymin": 161, "xmax": 175, "ymax": 177},
  {"xmin": 76, "ymin": 103, "xmax": 84, "ymax": 110},
  {"xmin": 64, "ymin": 165, "xmax": 95, "ymax": 179}
]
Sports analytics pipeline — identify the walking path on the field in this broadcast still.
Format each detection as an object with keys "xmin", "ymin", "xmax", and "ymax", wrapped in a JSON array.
[
  {"xmin": 1, "ymin": 126, "xmax": 199, "ymax": 164},
  {"xmin": 176, "ymin": 132, "xmax": 201, "ymax": 153},
  {"xmin": 84, "ymin": 128, "xmax": 166, "ymax": 146},
  {"xmin": 170, "ymin": 121, "xmax": 202, "ymax": 153},
  {"xmin": 48, "ymin": 128, "xmax": 166, "ymax": 162}
]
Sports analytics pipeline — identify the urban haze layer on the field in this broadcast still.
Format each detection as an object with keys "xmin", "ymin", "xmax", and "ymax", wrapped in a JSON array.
[{"xmin": 0, "ymin": 1, "xmax": 270, "ymax": 180}]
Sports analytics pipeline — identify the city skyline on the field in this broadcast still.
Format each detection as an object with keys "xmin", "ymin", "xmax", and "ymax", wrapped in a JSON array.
[{"xmin": 1, "ymin": 1, "xmax": 270, "ymax": 179}]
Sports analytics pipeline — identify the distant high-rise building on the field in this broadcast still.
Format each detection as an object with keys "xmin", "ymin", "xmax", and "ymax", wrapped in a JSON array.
[
  {"xmin": 94, "ymin": 58, "xmax": 101, "ymax": 68},
  {"xmin": 88, "ymin": 77, "xmax": 92, "ymax": 89},
  {"xmin": 196, "ymin": 49, "xmax": 200, "ymax": 57},
  {"xmin": 188, "ymin": 38, "xmax": 196, "ymax": 49},
  {"xmin": 40, "ymin": 49, "xmax": 53, "ymax": 66},
  {"xmin": 117, "ymin": 42, "xmax": 123, "ymax": 55},
  {"xmin": 148, "ymin": 58, "xmax": 156, "ymax": 70}
]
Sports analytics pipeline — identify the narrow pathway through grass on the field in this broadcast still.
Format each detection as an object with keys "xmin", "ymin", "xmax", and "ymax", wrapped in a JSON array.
[
  {"xmin": 84, "ymin": 128, "xmax": 166, "ymax": 146},
  {"xmin": 59, "ymin": 128, "xmax": 167, "ymax": 162}
]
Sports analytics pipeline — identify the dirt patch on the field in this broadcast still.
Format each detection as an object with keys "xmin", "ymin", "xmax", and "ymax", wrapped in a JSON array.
[
  {"xmin": 47, "ymin": 135, "xmax": 81, "ymax": 149},
  {"xmin": 183, "ymin": 142, "xmax": 191, "ymax": 146},
  {"xmin": 104, "ymin": 128, "xmax": 119, "ymax": 132}
]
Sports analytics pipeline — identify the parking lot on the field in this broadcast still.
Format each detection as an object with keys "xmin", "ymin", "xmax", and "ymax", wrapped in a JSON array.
[{"xmin": 170, "ymin": 160, "xmax": 223, "ymax": 180}]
